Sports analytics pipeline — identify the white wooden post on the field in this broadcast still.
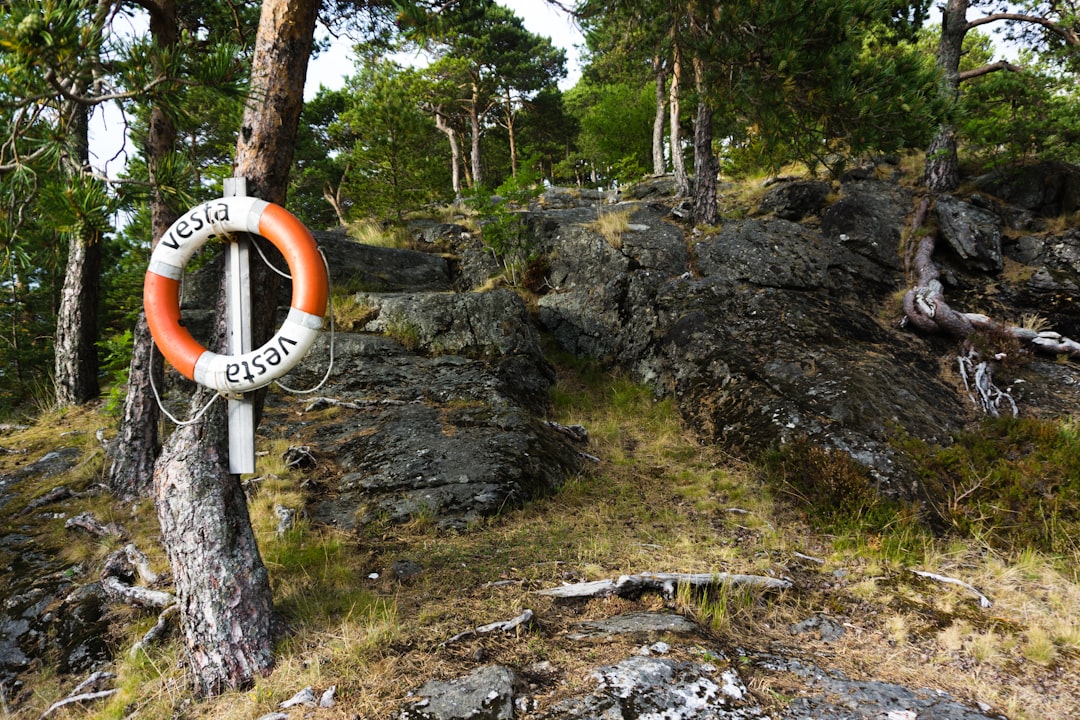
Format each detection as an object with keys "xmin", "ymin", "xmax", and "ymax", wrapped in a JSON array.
[{"xmin": 223, "ymin": 177, "xmax": 255, "ymax": 474}]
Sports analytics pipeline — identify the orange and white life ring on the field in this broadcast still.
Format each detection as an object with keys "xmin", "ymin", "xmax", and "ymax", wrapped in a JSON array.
[{"xmin": 143, "ymin": 196, "xmax": 328, "ymax": 394}]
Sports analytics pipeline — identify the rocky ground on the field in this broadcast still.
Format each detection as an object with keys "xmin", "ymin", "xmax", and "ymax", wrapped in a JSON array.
[{"xmin": 1, "ymin": 160, "xmax": 1080, "ymax": 717}]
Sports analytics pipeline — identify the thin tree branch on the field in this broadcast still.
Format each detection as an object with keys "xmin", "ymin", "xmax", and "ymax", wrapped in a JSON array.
[
  {"xmin": 966, "ymin": 12, "xmax": 1080, "ymax": 47},
  {"xmin": 959, "ymin": 60, "xmax": 1024, "ymax": 81}
]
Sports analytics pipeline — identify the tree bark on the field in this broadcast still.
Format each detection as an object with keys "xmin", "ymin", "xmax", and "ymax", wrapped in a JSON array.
[
  {"xmin": 435, "ymin": 110, "xmax": 463, "ymax": 199},
  {"xmin": 152, "ymin": 0, "xmax": 318, "ymax": 695},
  {"xmin": 109, "ymin": 313, "xmax": 162, "ymax": 499},
  {"xmin": 110, "ymin": 0, "xmax": 177, "ymax": 499},
  {"xmin": 502, "ymin": 89, "xmax": 519, "ymax": 178},
  {"xmin": 691, "ymin": 56, "xmax": 717, "ymax": 226},
  {"xmin": 154, "ymin": 389, "xmax": 274, "ymax": 696},
  {"xmin": 468, "ymin": 83, "xmax": 483, "ymax": 188},
  {"xmin": 924, "ymin": 0, "xmax": 967, "ymax": 192},
  {"xmin": 54, "ymin": 97, "xmax": 101, "ymax": 407},
  {"xmin": 669, "ymin": 38, "xmax": 689, "ymax": 196},
  {"xmin": 54, "ymin": 228, "xmax": 101, "ymax": 406},
  {"xmin": 652, "ymin": 55, "xmax": 667, "ymax": 175}
]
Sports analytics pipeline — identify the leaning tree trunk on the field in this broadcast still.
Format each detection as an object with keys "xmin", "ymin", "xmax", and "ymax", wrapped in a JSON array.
[
  {"xmin": 152, "ymin": 0, "xmax": 318, "ymax": 696},
  {"xmin": 435, "ymin": 111, "xmax": 463, "ymax": 199},
  {"xmin": 924, "ymin": 0, "xmax": 968, "ymax": 192},
  {"xmin": 110, "ymin": 0, "xmax": 177, "ymax": 499}
]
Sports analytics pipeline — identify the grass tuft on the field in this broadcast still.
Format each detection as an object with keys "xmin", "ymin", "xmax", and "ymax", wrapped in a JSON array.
[{"xmin": 588, "ymin": 209, "xmax": 632, "ymax": 249}]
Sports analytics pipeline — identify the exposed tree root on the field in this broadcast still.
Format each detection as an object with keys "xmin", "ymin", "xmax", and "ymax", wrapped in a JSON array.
[
  {"xmin": 901, "ymin": 198, "xmax": 1080, "ymax": 417},
  {"xmin": 902, "ymin": 234, "xmax": 1080, "ymax": 360}
]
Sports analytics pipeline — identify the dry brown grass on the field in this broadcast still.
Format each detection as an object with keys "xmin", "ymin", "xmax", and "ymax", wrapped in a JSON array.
[
  {"xmin": 6, "ymin": 360, "xmax": 1080, "ymax": 720},
  {"xmin": 587, "ymin": 209, "xmax": 632, "ymax": 249}
]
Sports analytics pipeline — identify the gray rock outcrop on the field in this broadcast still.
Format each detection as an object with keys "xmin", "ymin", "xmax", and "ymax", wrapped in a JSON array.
[
  {"xmin": 268, "ymin": 255, "xmax": 582, "ymax": 531},
  {"xmin": 528, "ymin": 177, "xmax": 1080, "ymax": 498},
  {"xmin": 392, "ymin": 616, "xmax": 1006, "ymax": 720}
]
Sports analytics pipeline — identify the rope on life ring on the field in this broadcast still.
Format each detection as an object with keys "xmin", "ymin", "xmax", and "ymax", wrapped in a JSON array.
[{"xmin": 143, "ymin": 196, "xmax": 329, "ymax": 394}]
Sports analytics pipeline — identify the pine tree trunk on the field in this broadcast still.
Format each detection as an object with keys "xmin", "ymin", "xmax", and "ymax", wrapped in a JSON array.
[
  {"xmin": 109, "ymin": 313, "xmax": 161, "ymax": 499},
  {"xmin": 469, "ymin": 88, "xmax": 483, "ymax": 188},
  {"xmin": 154, "ymin": 383, "xmax": 274, "ymax": 696},
  {"xmin": 925, "ymin": 125, "xmax": 960, "ymax": 193},
  {"xmin": 502, "ymin": 88, "xmax": 519, "ymax": 178},
  {"xmin": 691, "ymin": 57, "xmax": 717, "ymax": 226},
  {"xmin": 109, "ymin": 0, "xmax": 177, "ymax": 498},
  {"xmin": 669, "ymin": 40, "xmax": 689, "ymax": 196},
  {"xmin": 54, "ymin": 101, "xmax": 100, "ymax": 407},
  {"xmin": 652, "ymin": 57, "xmax": 667, "ymax": 176},
  {"xmin": 54, "ymin": 231, "xmax": 101, "ymax": 406},
  {"xmin": 924, "ymin": 0, "xmax": 967, "ymax": 192},
  {"xmin": 435, "ymin": 111, "xmax": 462, "ymax": 199},
  {"xmin": 152, "ymin": 0, "xmax": 318, "ymax": 695}
]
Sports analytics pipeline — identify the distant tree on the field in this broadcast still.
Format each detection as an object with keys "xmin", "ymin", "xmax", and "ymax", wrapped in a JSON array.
[
  {"xmin": 516, "ymin": 87, "xmax": 579, "ymax": 183},
  {"xmin": 576, "ymin": 0, "xmax": 942, "ymax": 223},
  {"xmin": 0, "ymin": 0, "xmax": 113, "ymax": 406},
  {"xmin": 565, "ymin": 79, "xmax": 654, "ymax": 185},
  {"xmin": 414, "ymin": 0, "xmax": 566, "ymax": 189},
  {"xmin": 337, "ymin": 61, "xmax": 450, "ymax": 222},
  {"xmin": 578, "ymin": 4, "xmax": 674, "ymax": 177},
  {"xmin": 924, "ymin": 0, "xmax": 1080, "ymax": 191},
  {"xmin": 0, "ymin": 166, "xmax": 64, "ymax": 413},
  {"xmin": 959, "ymin": 54, "xmax": 1080, "ymax": 167},
  {"xmin": 490, "ymin": 25, "xmax": 565, "ymax": 177},
  {"xmin": 291, "ymin": 88, "xmax": 351, "ymax": 227}
]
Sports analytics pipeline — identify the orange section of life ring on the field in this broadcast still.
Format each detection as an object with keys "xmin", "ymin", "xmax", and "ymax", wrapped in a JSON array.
[{"xmin": 143, "ymin": 196, "xmax": 328, "ymax": 394}]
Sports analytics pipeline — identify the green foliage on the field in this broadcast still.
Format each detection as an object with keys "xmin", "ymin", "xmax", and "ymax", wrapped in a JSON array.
[
  {"xmin": 515, "ymin": 87, "xmax": 580, "ymax": 184},
  {"xmin": 716, "ymin": 4, "xmax": 944, "ymax": 176},
  {"xmin": 0, "ymin": 0, "xmax": 252, "ymax": 411},
  {"xmin": 289, "ymin": 88, "xmax": 350, "ymax": 229},
  {"xmin": 466, "ymin": 171, "xmax": 541, "ymax": 286},
  {"xmin": 0, "ymin": 167, "xmax": 63, "ymax": 416},
  {"xmin": 409, "ymin": 0, "xmax": 567, "ymax": 190},
  {"xmin": 339, "ymin": 62, "xmax": 451, "ymax": 223},
  {"xmin": 565, "ymin": 79, "xmax": 655, "ymax": 186},
  {"xmin": 98, "ymin": 328, "xmax": 133, "ymax": 416},
  {"xmin": 957, "ymin": 54, "xmax": 1080, "ymax": 168},
  {"xmin": 910, "ymin": 417, "xmax": 1080, "ymax": 557}
]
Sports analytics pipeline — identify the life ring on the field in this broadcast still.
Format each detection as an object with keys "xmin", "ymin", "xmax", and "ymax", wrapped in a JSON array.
[{"xmin": 143, "ymin": 196, "xmax": 328, "ymax": 394}]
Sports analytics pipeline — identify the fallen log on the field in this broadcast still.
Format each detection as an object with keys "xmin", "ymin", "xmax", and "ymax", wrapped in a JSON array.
[
  {"xmin": 64, "ymin": 512, "xmax": 126, "ymax": 539},
  {"xmin": 101, "ymin": 546, "xmax": 174, "ymax": 609},
  {"xmin": 130, "ymin": 604, "xmax": 179, "ymax": 658},
  {"xmin": 910, "ymin": 569, "xmax": 992, "ymax": 608},
  {"xmin": 101, "ymin": 576, "xmax": 175, "ymax": 609},
  {"xmin": 39, "ymin": 671, "xmax": 117, "ymax": 719},
  {"xmin": 535, "ymin": 571, "xmax": 791, "ymax": 600}
]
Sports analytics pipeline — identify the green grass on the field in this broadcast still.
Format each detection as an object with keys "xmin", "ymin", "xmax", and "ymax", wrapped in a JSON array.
[{"xmin": 908, "ymin": 416, "xmax": 1080, "ymax": 561}]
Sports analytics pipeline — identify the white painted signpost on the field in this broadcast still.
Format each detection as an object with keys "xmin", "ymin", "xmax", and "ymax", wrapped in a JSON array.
[{"xmin": 223, "ymin": 177, "xmax": 256, "ymax": 473}]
